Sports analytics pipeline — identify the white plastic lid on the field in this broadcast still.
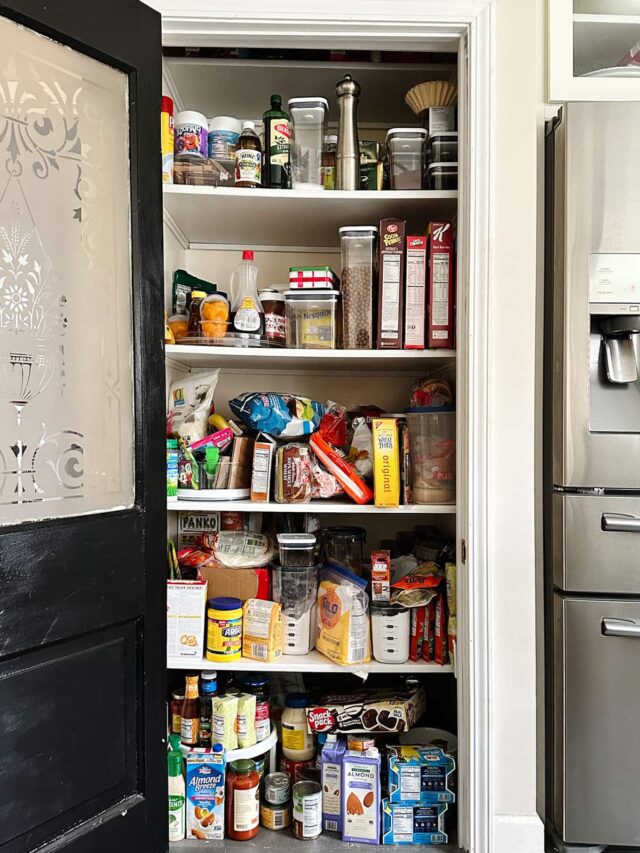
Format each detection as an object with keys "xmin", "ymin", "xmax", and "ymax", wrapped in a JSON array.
[
  {"xmin": 427, "ymin": 161, "xmax": 459, "ymax": 172},
  {"xmin": 209, "ymin": 115, "xmax": 242, "ymax": 133},
  {"xmin": 175, "ymin": 110, "xmax": 208, "ymax": 127},
  {"xmin": 339, "ymin": 225, "xmax": 378, "ymax": 234},
  {"xmin": 258, "ymin": 289, "xmax": 286, "ymax": 301},
  {"xmin": 242, "ymin": 120, "xmax": 256, "ymax": 130},
  {"xmin": 288, "ymin": 97, "xmax": 329, "ymax": 111},
  {"xmin": 284, "ymin": 289, "xmax": 340, "ymax": 300},
  {"xmin": 386, "ymin": 127, "xmax": 428, "ymax": 140},
  {"xmin": 277, "ymin": 533, "xmax": 316, "ymax": 548},
  {"xmin": 324, "ymin": 134, "xmax": 338, "ymax": 144}
]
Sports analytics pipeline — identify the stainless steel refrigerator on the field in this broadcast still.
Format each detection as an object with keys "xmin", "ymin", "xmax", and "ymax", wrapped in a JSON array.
[{"xmin": 545, "ymin": 102, "xmax": 640, "ymax": 853}]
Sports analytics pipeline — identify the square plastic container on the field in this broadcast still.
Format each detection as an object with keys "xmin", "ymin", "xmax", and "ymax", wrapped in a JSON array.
[
  {"xmin": 386, "ymin": 127, "xmax": 428, "ymax": 190},
  {"xmin": 426, "ymin": 162, "xmax": 458, "ymax": 190},
  {"xmin": 428, "ymin": 132, "xmax": 458, "ymax": 164},
  {"xmin": 340, "ymin": 225, "xmax": 377, "ymax": 350},
  {"xmin": 288, "ymin": 97, "xmax": 329, "ymax": 190},
  {"xmin": 405, "ymin": 407, "xmax": 456, "ymax": 505},
  {"xmin": 277, "ymin": 533, "xmax": 317, "ymax": 567},
  {"xmin": 284, "ymin": 290, "xmax": 340, "ymax": 349}
]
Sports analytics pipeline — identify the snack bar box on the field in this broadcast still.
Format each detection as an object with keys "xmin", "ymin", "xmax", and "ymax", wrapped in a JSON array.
[
  {"xmin": 382, "ymin": 800, "xmax": 448, "ymax": 845},
  {"xmin": 386, "ymin": 745, "xmax": 455, "ymax": 804},
  {"xmin": 306, "ymin": 684, "xmax": 426, "ymax": 734}
]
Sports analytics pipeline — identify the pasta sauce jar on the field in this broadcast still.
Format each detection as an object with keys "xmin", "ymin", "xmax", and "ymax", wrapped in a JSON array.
[{"xmin": 226, "ymin": 759, "xmax": 260, "ymax": 840}]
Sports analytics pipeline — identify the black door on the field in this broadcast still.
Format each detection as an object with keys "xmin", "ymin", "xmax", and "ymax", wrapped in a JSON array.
[{"xmin": 0, "ymin": 1, "xmax": 165, "ymax": 852}]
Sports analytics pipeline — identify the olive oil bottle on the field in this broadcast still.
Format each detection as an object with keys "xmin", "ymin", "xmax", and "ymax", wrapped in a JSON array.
[{"xmin": 263, "ymin": 93, "xmax": 291, "ymax": 189}]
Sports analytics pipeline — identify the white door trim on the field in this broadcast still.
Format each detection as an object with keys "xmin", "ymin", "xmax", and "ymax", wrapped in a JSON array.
[{"xmin": 159, "ymin": 4, "xmax": 495, "ymax": 850}]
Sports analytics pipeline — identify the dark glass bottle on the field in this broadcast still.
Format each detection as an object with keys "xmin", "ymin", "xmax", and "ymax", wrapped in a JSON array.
[{"xmin": 263, "ymin": 94, "xmax": 291, "ymax": 189}]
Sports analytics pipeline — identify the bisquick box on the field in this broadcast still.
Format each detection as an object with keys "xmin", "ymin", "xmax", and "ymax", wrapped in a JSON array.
[
  {"xmin": 382, "ymin": 800, "xmax": 448, "ymax": 845},
  {"xmin": 387, "ymin": 746, "xmax": 455, "ymax": 804}
]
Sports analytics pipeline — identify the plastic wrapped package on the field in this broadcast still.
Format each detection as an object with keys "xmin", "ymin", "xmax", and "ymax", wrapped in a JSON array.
[
  {"xmin": 212, "ymin": 531, "xmax": 276, "ymax": 568},
  {"xmin": 275, "ymin": 444, "xmax": 312, "ymax": 504},
  {"xmin": 167, "ymin": 370, "xmax": 220, "ymax": 443},
  {"xmin": 229, "ymin": 391, "xmax": 325, "ymax": 438},
  {"xmin": 309, "ymin": 434, "xmax": 373, "ymax": 505}
]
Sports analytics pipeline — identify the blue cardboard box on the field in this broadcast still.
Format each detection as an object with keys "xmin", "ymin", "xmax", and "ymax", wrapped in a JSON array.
[
  {"xmin": 382, "ymin": 799, "xmax": 448, "ymax": 845},
  {"xmin": 387, "ymin": 745, "xmax": 455, "ymax": 805}
]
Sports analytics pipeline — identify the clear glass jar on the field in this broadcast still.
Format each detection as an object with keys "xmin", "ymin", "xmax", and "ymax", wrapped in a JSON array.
[
  {"xmin": 322, "ymin": 525, "xmax": 367, "ymax": 576},
  {"xmin": 339, "ymin": 226, "xmax": 377, "ymax": 350}
]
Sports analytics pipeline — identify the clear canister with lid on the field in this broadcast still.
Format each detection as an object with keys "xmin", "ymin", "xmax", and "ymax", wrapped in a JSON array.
[
  {"xmin": 288, "ymin": 97, "xmax": 329, "ymax": 190},
  {"xmin": 427, "ymin": 131, "xmax": 458, "ymax": 164},
  {"xmin": 371, "ymin": 602, "xmax": 410, "ymax": 664},
  {"xmin": 405, "ymin": 406, "xmax": 456, "ymax": 504},
  {"xmin": 386, "ymin": 127, "xmax": 428, "ymax": 190},
  {"xmin": 200, "ymin": 291, "xmax": 229, "ymax": 340},
  {"xmin": 284, "ymin": 290, "xmax": 340, "ymax": 349},
  {"xmin": 272, "ymin": 562, "xmax": 319, "ymax": 655},
  {"xmin": 339, "ymin": 226, "xmax": 377, "ymax": 350},
  {"xmin": 322, "ymin": 525, "xmax": 367, "ymax": 576}
]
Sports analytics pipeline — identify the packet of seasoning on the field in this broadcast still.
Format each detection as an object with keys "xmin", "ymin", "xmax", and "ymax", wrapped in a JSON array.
[
  {"xmin": 391, "ymin": 561, "xmax": 443, "ymax": 607},
  {"xmin": 177, "ymin": 436, "xmax": 199, "ymax": 490}
]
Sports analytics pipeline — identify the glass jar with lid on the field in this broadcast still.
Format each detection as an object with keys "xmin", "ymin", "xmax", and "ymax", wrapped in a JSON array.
[
  {"xmin": 339, "ymin": 226, "xmax": 377, "ymax": 349},
  {"xmin": 322, "ymin": 525, "xmax": 367, "ymax": 576},
  {"xmin": 226, "ymin": 759, "xmax": 260, "ymax": 840}
]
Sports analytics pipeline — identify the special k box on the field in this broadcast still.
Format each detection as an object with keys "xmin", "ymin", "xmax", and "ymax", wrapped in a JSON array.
[{"xmin": 427, "ymin": 222, "xmax": 454, "ymax": 348}]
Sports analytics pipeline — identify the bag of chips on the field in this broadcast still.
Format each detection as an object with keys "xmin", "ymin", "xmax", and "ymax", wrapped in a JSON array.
[{"xmin": 229, "ymin": 391, "xmax": 325, "ymax": 438}]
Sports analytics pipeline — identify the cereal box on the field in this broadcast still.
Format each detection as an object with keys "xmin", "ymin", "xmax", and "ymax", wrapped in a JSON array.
[{"xmin": 186, "ymin": 750, "xmax": 225, "ymax": 840}]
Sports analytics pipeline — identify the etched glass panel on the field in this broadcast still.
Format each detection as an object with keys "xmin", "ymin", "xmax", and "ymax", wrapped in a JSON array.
[{"xmin": 0, "ymin": 17, "xmax": 134, "ymax": 524}]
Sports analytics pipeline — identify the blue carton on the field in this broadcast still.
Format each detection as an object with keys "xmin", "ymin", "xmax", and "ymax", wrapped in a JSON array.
[
  {"xmin": 387, "ymin": 745, "xmax": 455, "ymax": 804},
  {"xmin": 382, "ymin": 799, "xmax": 448, "ymax": 845}
]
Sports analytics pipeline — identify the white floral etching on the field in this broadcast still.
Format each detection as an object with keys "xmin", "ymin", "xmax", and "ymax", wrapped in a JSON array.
[{"xmin": 0, "ymin": 17, "xmax": 134, "ymax": 523}]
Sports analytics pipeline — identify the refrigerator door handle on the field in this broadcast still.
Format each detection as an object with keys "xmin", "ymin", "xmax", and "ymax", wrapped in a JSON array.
[
  {"xmin": 602, "ymin": 617, "xmax": 640, "ymax": 638},
  {"xmin": 601, "ymin": 512, "xmax": 640, "ymax": 533}
]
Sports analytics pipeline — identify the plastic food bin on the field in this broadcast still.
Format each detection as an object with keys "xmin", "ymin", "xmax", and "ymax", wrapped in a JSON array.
[
  {"xmin": 386, "ymin": 127, "xmax": 428, "ymax": 190},
  {"xmin": 339, "ymin": 226, "xmax": 377, "ymax": 350},
  {"xmin": 427, "ymin": 132, "xmax": 458, "ymax": 164},
  {"xmin": 200, "ymin": 291, "xmax": 229, "ymax": 339},
  {"xmin": 405, "ymin": 407, "xmax": 456, "ymax": 504},
  {"xmin": 426, "ymin": 162, "xmax": 458, "ymax": 190},
  {"xmin": 288, "ymin": 97, "xmax": 329, "ymax": 190},
  {"xmin": 277, "ymin": 533, "xmax": 317, "ymax": 567},
  {"xmin": 284, "ymin": 290, "xmax": 340, "ymax": 349},
  {"xmin": 272, "ymin": 564, "xmax": 319, "ymax": 655}
]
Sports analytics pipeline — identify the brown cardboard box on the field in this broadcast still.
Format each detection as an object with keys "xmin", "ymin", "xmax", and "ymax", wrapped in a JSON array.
[
  {"xmin": 377, "ymin": 219, "xmax": 406, "ymax": 349},
  {"xmin": 198, "ymin": 564, "xmax": 270, "ymax": 602},
  {"xmin": 306, "ymin": 684, "xmax": 426, "ymax": 734}
]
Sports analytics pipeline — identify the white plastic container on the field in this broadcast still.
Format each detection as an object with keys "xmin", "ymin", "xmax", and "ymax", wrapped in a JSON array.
[
  {"xmin": 208, "ymin": 115, "xmax": 242, "ymax": 159},
  {"xmin": 371, "ymin": 603, "xmax": 410, "ymax": 663},
  {"xmin": 175, "ymin": 110, "xmax": 209, "ymax": 159},
  {"xmin": 288, "ymin": 97, "xmax": 329, "ymax": 190},
  {"xmin": 272, "ymin": 564, "xmax": 318, "ymax": 655},
  {"xmin": 282, "ymin": 693, "xmax": 315, "ymax": 760}
]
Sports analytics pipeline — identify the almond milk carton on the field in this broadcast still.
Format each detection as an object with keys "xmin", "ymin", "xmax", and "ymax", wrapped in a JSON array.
[
  {"xmin": 342, "ymin": 747, "xmax": 381, "ymax": 844},
  {"xmin": 186, "ymin": 748, "xmax": 225, "ymax": 840}
]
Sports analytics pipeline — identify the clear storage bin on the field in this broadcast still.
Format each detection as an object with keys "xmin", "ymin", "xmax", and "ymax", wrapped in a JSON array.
[
  {"xmin": 288, "ymin": 97, "xmax": 328, "ymax": 190},
  {"xmin": 426, "ymin": 162, "xmax": 458, "ymax": 190},
  {"xmin": 277, "ymin": 533, "xmax": 316, "ymax": 567},
  {"xmin": 272, "ymin": 564, "xmax": 319, "ymax": 655},
  {"xmin": 284, "ymin": 290, "xmax": 340, "ymax": 349},
  {"xmin": 405, "ymin": 407, "xmax": 456, "ymax": 504},
  {"xmin": 322, "ymin": 526, "xmax": 367, "ymax": 576},
  {"xmin": 386, "ymin": 127, "xmax": 428, "ymax": 190},
  {"xmin": 427, "ymin": 132, "xmax": 458, "ymax": 164},
  {"xmin": 339, "ymin": 226, "xmax": 377, "ymax": 350}
]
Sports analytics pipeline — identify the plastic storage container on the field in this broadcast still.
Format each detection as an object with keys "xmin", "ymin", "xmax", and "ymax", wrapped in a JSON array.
[
  {"xmin": 386, "ymin": 127, "xmax": 428, "ymax": 190},
  {"xmin": 277, "ymin": 533, "xmax": 317, "ymax": 567},
  {"xmin": 208, "ymin": 116, "xmax": 242, "ymax": 159},
  {"xmin": 405, "ymin": 407, "xmax": 456, "ymax": 504},
  {"xmin": 200, "ymin": 291, "xmax": 229, "ymax": 339},
  {"xmin": 284, "ymin": 290, "xmax": 340, "ymax": 349},
  {"xmin": 371, "ymin": 602, "xmax": 410, "ymax": 664},
  {"xmin": 272, "ymin": 564, "xmax": 319, "ymax": 655},
  {"xmin": 322, "ymin": 526, "xmax": 366, "ymax": 576},
  {"xmin": 427, "ymin": 132, "xmax": 458, "ymax": 164},
  {"xmin": 339, "ymin": 226, "xmax": 377, "ymax": 350},
  {"xmin": 175, "ymin": 110, "xmax": 208, "ymax": 158},
  {"xmin": 426, "ymin": 162, "xmax": 458, "ymax": 190},
  {"xmin": 288, "ymin": 97, "xmax": 328, "ymax": 190}
]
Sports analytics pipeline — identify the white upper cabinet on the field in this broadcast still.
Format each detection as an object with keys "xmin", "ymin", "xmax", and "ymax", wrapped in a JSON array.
[{"xmin": 549, "ymin": 0, "xmax": 640, "ymax": 100}]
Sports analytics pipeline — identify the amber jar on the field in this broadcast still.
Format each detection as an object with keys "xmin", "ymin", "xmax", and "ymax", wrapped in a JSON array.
[
  {"xmin": 226, "ymin": 759, "xmax": 260, "ymax": 840},
  {"xmin": 170, "ymin": 691, "xmax": 184, "ymax": 735}
]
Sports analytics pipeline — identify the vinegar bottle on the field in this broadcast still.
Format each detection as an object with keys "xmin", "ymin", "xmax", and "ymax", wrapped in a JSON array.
[
  {"xmin": 235, "ymin": 120, "xmax": 262, "ymax": 188},
  {"xmin": 180, "ymin": 673, "xmax": 200, "ymax": 746},
  {"xmin": 230, "ymin": 250, "xmax": 264, "ymax": 340}
]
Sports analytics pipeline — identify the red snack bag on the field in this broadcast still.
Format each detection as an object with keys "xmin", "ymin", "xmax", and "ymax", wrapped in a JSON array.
[
  {"xmin": 319, "ymin": 401, "xmax": 348, "ymax": 449},
  {"xmin": 434, "ymin": 588, "xmax": 449, "ymax": 666},
  {"xmin": 410, "ymin": 605, "xmax": 426, "ymax": 662},
  {"xmin": 422, "ymin": 599, "xmax": 436, "ymax": 663}
]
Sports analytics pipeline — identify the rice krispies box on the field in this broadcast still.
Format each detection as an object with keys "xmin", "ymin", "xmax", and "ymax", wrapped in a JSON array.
[
  {"xmin": 387, "ymin": 745, "xmax": 455, "ymax": 804},
  {"xmin": 306, "ymin": 685, "xmax": 425, "ymax": 735}
]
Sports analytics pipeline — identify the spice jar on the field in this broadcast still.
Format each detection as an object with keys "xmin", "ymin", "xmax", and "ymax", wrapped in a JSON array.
[
  {"xmin": 339, "ymin": 226, "xmax": 377, "ymax": 349},
  {"xmin": 258, "ymin": 288, "xmax": 286, "ymax": 347},
  {"xmin": 226, "ymin": 759, "xmax": 260, "ymax": 840}
]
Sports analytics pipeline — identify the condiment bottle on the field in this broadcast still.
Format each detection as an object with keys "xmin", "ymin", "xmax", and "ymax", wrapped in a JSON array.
[
  {"xmin": 235, "ymin": 120, "xmax": 262, "ymax": 188},
  {"xmin": 281, "ymin": 693, "xmax": 315, "ymax": 761},
  {"xmin": 322, "ymin": 135, "xmax": 337, "ymax": 190},
  {"xmin": 336, "ymin": 74, "xmax": 361, "ymax": 190},
  {"xmin": 241, "ymin": 675, "xmax": 271, "ymax": 742},
  {"xmin": 180, "ymin": 673, "xmax": 200, "ymax": 746},
  {"xmin": 168, "ymin": 744, "xmax": 186, "ymax": 841},
  {"xmin": 198, "ymin": 670, "xmax": 218, "ymax": 748},
  {"xmin": 170, "ymin": 690, "xmax": 184, "ymax": 735},
  {"xmin": 226, "ymin": 759, "xmax": 260, "ymax": 840},
  {"xmin": 187, "ymin": 289, "xmax": 206, "ymax": 335},
  {"xmin": 263, "ymin": 93, "xmax": 291, "ymax": 189},
  {"xmin": 230, "ymin": 250, "xmax": 264, "ymax": 339}
]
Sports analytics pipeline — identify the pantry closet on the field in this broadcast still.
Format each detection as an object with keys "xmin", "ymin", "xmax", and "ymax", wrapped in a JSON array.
[{"xmin": 160, "ymin": 4, "xmax": 493, "ymax": 851}]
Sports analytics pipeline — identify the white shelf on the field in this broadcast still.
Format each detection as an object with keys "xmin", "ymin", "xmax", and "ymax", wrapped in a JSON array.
[
  {"xmin": 166, "ymin": 343, "xmax": 456, "ymax": 373},
  {"xmin": 167, "ymin": 650, "xmax": 453, "ymax": 675},
  {"xmin": 163, "ymin": 185, "xmax": 458, "ymax": 248},
  {"xmin": 168, "ymin": 498, "xmax": 455, "ymax": 515},
  {"xmin": 178, "ymin": 727, "xmax": 278, "ymax": 763}
]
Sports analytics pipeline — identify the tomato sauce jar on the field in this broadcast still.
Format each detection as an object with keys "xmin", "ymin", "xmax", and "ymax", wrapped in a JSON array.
[{"xmin": 226, "ymin": 759, "xmax": 260, "ymax": 840}]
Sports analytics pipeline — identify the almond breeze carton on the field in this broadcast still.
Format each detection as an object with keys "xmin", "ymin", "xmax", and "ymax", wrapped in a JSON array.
[
  {"xmin": 186, "ymin": 747, "xmax": 225, "ymax": 840},
  {"xmin": 387, "ymin": 745, "xmax": 455, "ymax": 804},
  {"xmin": 342, "ymin": 748, "xmax": 381, "ymax": 844},
  {"xmin": 321, "ymin": 734, "xmax": 346, "ymax": 832}
]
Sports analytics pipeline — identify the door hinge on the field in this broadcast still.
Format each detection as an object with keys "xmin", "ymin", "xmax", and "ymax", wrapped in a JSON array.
[{"xmin": 461, "ymin": 538, "xmax": 467, "ymax": 565}]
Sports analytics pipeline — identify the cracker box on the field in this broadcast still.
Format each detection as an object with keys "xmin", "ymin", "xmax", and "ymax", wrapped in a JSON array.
[
  {"xmin": 404, "ymin": 235, "xmax": 427, "ymax": 349},
  {"xmin": 372, "ymin": 418, "xmax": 400, "ymax": 508},
  {"xmin": 178, "ymin": 511, "xmax": 221, "ymax": 548},
  {"xmin": 387, "ymin": 746, "xmax": 455, "ymax": 804},
  {"xmin": 307, "ymin": 684, "xmax": 426, "ymax": 735},
  {"xmin": 427, "ymin": 221, "xmax": 455, "ymax": 348},
  {"xmin": 377, "ymin": 219, "xmax": 406, "ymax": 349},
  {"xmin": 186, "ymin": 750, "xmax": 225, "ymax": 840},
  {"xmin": 382, "ymin": 800, "xmax": 448, "ymax": 845},
  {"xmin": 166, "ymin": 578, "xmax": 207, "ymax": 659}
]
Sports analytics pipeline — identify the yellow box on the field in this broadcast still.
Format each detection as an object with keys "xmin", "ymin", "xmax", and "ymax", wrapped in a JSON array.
[{"xmin": 372, "ymin": 418, "xmax": 400, "ymax": 507}]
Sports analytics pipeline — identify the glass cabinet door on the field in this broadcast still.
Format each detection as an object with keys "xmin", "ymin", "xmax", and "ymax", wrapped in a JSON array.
[{"xmin": 549, "ymin": 0, "xmax": 640, "ymax": 100}]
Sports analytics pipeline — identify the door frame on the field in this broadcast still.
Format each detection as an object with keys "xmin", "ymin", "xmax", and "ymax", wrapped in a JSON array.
[{"xmin": 160, "ymin": 3, "xmax": 495, "ymax": 851}]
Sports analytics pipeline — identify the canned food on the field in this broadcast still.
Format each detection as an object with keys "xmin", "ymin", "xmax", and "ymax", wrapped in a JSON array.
[
  {"xmin": 293, "ymin": 781, "xmax": 322, "ymax": 839},
  {"xmin": 254, "ymin": 754, "xmax": 267, "ymax": 780},
  {"xmin": 260, "ymin": 799, "xmax": 292, "ymax": 831},
  {"xmin": 297, "ymin": 767, "xmax": 321, "ymax": 785},
  {"xmin": 347, "ymin": 735, "xmax": 376, "ymax": 752},
  {"xmin": 264, "ymin": 772, "xmax": 291, "ymax": 806},
  {"xmin": 281, "ymin": 756, "xmax": 316, "ymax": 783}
]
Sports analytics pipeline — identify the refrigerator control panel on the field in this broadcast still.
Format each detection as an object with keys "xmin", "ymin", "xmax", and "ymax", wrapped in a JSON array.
[{"xmin": 589, "ymin": 253, "xmax": 640, "ymax": 305}]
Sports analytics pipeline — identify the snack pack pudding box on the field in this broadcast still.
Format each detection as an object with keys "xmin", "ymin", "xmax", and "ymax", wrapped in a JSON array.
[
  {"xmin": 186, "ymin": 747, "xmax": 225, "ymax": 840},
  {"xmin": 321, "ymin": 734, "xmax": 347, "ymax": 832},
  {"xmin": 341, "ymin": 748, "xmax": 381, "ymax": 844},
  {"xmin": 382, "ymin": 800, "xmax": 449, "ymax": 845},
  {"xmin": 386, "ymin": 745, "xmax": 455, "ymax": 804}
]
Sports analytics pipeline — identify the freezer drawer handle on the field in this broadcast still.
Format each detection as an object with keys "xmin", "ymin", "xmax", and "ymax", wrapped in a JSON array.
[
  {"xmin": 601, "ymin": 513, "xmax": 640, "ymax": 533},
  {"xmin": 602, "ymin": 617, "xmax": 640, "ymax": 638}
]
